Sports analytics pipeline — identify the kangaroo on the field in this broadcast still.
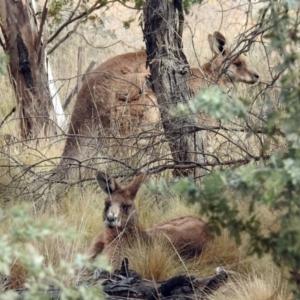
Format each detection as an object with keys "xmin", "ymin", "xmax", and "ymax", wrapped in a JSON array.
[
  {"xmin": 61, "ymin": 32, "xmax": 259, "ymax": 163},
  {"xmin": 89, "ymin": 171, "xmax": 210, "ymax": 266}
]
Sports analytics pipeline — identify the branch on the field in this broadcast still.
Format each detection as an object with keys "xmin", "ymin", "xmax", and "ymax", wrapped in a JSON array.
[
  {"xmin": 37, "ymin": 0, "xmax": 48, "ymax": 63},
  {"xmin": 74, "ymin": 32, "xmax": 125, "ymax": 49},
  {"xmin": 0, "ymin": 107, "xmax": 16, "ymax": 128},
  {"xmin": 171, "ymin": 123, "xmax": 285, "ymax": 138},
  {"xmin": 63, "ymin": 60, "xmax": 96, "ymax": 110},
  {"xmin": 90, "ymin": 261, "xmax": 230, "ymax": 299},
  {"xmin": 37, "ymin": 0, "xmax": 49, "ymax": 62},
  {"xmin": 13, "ymin": 264, "xmax": 229, "ymax": 299},
  {"xmin": 68, "ymin": 0, "xmax": 82, "ymax": 24},
  {"xmin": 47, "ymin": 0, "xmax": 116, "ymax": 46},
  {"xmin": 147, "ymin": 163, "xmax": 197, "ymax": 175},
  {"xmin": 146, "ymin": 155, "xmax": 271, "ymax": 176},
  {"xmin": 47, "ymin": 21, "xmax": 81, "ymax": 55}
]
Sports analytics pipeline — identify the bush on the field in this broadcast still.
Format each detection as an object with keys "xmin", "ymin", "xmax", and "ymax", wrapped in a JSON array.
[{"xmin": 173, "ymin": 2, "xmax": 300, "ymax": 298}]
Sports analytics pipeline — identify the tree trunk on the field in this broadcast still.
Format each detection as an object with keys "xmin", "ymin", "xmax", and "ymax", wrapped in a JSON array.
[
  {"xmin": 0, "ymin": 0, "xmax": 57, "ymax": 139},
  {"xmin": 143, "ymin": 0, "xmax": 206, "ymax": 177}
]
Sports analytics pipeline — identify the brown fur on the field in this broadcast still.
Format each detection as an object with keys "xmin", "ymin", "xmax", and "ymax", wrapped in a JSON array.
[
  {"xmin": 89, "ymin": 171, "xmax": 210, "ymax": 266},
  {"xmin": 61, "ymin": 32, "xmax": 259, "ymax": 162},
  {"xmin": 146, "ymin": 216, "xmax": 208, "ymax": 258}
]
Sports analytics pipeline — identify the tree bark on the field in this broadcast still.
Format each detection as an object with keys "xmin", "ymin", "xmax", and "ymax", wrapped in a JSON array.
[
  {"xmin": 0, "ymin": 0, "xmax": 57, "ymax": 139},
  {"xmin": 143, "ymin": 0, "xmax": 207, "ymax": 177}
]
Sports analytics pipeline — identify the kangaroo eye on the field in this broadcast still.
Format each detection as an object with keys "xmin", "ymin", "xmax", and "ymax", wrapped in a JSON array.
[
  {"xmin": 234, "ymin": 62, "xmax": 242, "ymax": 67},
  {"xmin": 105, "ymin": 201, "xmax": 111, "ymax": 209},
  {"xmin": 122, "ymin": 204, "xmax": 131, "ymax": 212}
]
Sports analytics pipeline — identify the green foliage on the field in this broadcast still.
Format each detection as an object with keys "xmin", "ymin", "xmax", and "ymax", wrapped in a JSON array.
[
  {"xmin": 0, "ymin": 205, "xmax": 110, "ymax": 299},
  {"xmin": 133, "ymin": 0, "xmax": 143, "ymax": 9},
  {"xmin": 48, "ymin": 0, "xmax": 67, "ymax": 23},
  {"xmin": 123, "ymin": 17, "xmax": 136, "ymax": 29},
  {"xmin": 0, "ymin": 52, "xmax": 9, "ymax": 75},
  {"xmin": 46, "ymin": 0, "xmax": 112, "ymax": 35},
  {"xmin": 174, "ymin": 86, "xmax": 247, "ymax": 120},
  {"xmin": 45, "ymin": 0, "xmax": 204, "ymax": 38},
  {"xmin": 182, "ymin": 0, "xmax": 203, "ymax": 14},
  {"xmin": 172, "ymin": 2, "xmax": 300, "ymax": 297}
]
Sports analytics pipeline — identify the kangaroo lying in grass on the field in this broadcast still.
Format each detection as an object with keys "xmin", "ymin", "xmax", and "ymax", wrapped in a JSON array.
[{"xmin": 89, "ymin": 171, "xmax": 210, "ymax": 266}]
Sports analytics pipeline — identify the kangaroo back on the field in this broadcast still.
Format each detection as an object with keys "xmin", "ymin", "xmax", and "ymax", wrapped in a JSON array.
[
  {"xmin": 146, "ymin": 216, "xmax": 209, "ymax": 258},
  {"xmin": 61, "ymin": 52, "xmax": 158, "ymax": 162}
]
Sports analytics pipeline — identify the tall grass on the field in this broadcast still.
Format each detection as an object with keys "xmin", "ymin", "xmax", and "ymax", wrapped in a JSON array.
[
  {"xmin": 0, "ymin": 178, "xmax": 290, "ymax": 298},
  {"xmin": 208, "ymin": 263, "xmax": 290, "ymax": 300},
  {"xmin": 0, "ymin": 0, "xmax": 290, "ymax": 297}
]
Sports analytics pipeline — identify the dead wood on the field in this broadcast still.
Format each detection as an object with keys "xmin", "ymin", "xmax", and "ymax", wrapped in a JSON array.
[{"xmin": 9, "ymin": 258, "xmax": 229, "ymax": 299}]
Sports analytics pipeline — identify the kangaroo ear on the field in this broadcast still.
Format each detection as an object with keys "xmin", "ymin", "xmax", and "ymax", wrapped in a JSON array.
[
  {"xmin": 95, "ymin": 171, "xmax": 120, "ymax": 194},
  {"xmin": 208, "ymin": 31, "xmax": 227, "ymax": 56},
  {"xmin": 126, "ymin": 173, "xmax": 147, "ymax": 198}
]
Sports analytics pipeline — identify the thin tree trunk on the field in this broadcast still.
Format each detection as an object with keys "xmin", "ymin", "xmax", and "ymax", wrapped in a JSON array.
[
  {"xmin": 0, "ymin": 0, "xmax": 57, "ymax": 139},
  {"xmin": 143, "ymin": 0, "xmax": 206, "ymax": 177}
]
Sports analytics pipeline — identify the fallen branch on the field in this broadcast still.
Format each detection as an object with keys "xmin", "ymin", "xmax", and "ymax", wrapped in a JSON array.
[{"xmin": 11, "ymin": 258, "xmax": 230, "ymax": 299}]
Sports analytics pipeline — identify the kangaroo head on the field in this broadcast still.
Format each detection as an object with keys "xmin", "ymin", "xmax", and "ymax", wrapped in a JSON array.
[
  {"xmin": 207, "ymin": 31, "xmax": 259, "ymax": 85},
  {"xmin": 96, "ymin": 171, "xmax": 146, "ymax": 230}
]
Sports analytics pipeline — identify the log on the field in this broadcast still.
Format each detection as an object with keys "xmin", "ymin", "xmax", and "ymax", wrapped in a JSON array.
[{"xmin": 10, "ymin": 258, "xmax": 229, "ymax": 299}]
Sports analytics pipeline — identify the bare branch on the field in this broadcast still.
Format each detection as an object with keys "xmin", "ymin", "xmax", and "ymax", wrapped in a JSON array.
[
  {"xmin": 63, "ymin": 61, "xmax": 96, "ymax": 110},
  {"xmin": 47, "ymin": 21, "xmax": 81, "ymax": 55},
  {"xmin": 74, "ymin": 32, "xmax": 125, "ymax": 49},
  {"xmin": 0, "ymin": 107, "xmax": 16, "ymax": 128}
]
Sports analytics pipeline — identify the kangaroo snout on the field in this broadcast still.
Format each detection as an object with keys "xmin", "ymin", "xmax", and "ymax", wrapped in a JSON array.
[
  {"xmin": 105, "ymin": 212, "xmax": 119, "ymax": 228},
  {"xmin": 106, "ymin": 213, "xmax": 116, "ymax": 223}
]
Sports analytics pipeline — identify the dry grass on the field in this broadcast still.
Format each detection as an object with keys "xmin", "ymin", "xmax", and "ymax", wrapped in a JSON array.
[
  {"xmin": 0, "ymin": 0, "xmax": 291, "ymax": 297},
  {"xmin": 0, "ymin": 173, "xmax": 290, "ymax": 296},
  {"xmin": 208, "ymin": 263, "xmax": 291, "ymax": 300}
]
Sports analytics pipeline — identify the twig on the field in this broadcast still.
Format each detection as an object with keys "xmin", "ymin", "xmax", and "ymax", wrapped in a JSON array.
[
  {"xmin": 62, "ymin": 61, "xmax": 97, "ymax": 110},
  {"xmin": 74, "ymin": 32, "xmax": 125, "ymax": 49},
  {"xmin": 48, "ymin": 21, "xmax": 81, "ymax": 55},
  {"xmin": 0, "ymin": 107, "xmax": 16, "ymax": 128},
  {"xmin": 147, "ymin": 163, "xmax": 197, "ymax": 174}
]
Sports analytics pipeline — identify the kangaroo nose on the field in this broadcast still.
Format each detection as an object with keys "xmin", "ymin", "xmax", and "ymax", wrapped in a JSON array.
[{"xmin": 107, "ymin": 215, "xmax": 116, "ymax": 223}]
